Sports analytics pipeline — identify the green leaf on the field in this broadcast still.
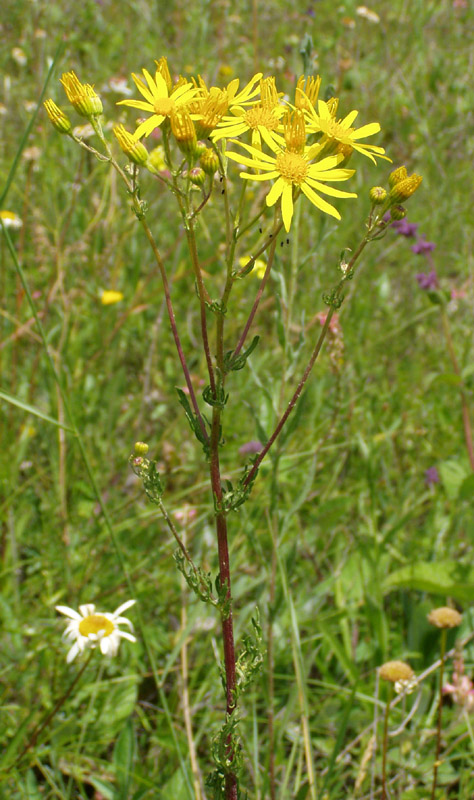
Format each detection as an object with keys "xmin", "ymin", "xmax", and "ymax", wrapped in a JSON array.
[
  {"xmin": 439, "ymin": 459, "xmax": 469, "ymax": 499},
  {"xmin": 0, "ymin": 389, "xmax": 76, "ymax": 433},
  {"xmin": 114, "ymin": 718, "xmax": 135, "ymax": 799},
  {"xmin": 459, "ymin": 474, "xmax": 474, "ymax": 501},
  {"xmin": 383, "ymin": 560, "xmax": 474, "ymax": 603}
]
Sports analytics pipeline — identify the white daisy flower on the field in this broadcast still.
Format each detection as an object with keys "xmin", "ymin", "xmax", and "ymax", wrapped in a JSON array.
[
  {"xmin": 55, "ymin": 600, "xmax": 137, "ymax": 663},
  {"xmin": 0, "ymin": 210, "xmax": 23, "ymax": 229}
]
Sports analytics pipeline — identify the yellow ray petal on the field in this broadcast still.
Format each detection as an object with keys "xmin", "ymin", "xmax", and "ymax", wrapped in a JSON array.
[
  {"xmin": 300, "ymin": 182, "xmax": 341, "ymax": 219},
  {"xmin": 280, "ymin": 183, "xmax": 294, "ymax": 231}
]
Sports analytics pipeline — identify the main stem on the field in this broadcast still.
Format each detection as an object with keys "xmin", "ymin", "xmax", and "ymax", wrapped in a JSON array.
[{"xmin": 210, "ymin": 404, "xmax": 238, "ymax": 799}]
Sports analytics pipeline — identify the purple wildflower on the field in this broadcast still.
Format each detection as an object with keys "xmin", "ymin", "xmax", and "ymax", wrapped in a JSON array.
[
  {"xmin": 425, "ymin": 466, "xmax": 440, "ymax": 487},
  {"xmin": 416, "ymin": 269, "xmax": 438, "ymax": 290},
  {"xmin": 391, "ymin": 219, "xmax": 419, "ymax": 237},
  {"xmin": 412, "ymin": 235, "xmax": 436, "ymax": 255},
  {"xmin": 239, "ymin": 440, "xmax": 263, "ymax": 456}
]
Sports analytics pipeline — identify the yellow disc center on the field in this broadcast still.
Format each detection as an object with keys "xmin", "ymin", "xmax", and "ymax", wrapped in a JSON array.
[
  {"xmin": 79, "ymin": 614, "xmax": 114, "ymax": 637},
  {"xmin": 275, "ymin": 152, "xmax": 308, "ymax": 185},
  {"xmin": 244, "ymin": 106, "xmax": 280, "ymax": 131},
  {"xmin": 153, "ymin": 97, "xmax": 173, "ymax": 116}
]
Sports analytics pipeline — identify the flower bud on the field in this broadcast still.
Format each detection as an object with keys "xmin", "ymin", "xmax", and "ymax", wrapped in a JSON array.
[
  {"xmin": 60, "ymin": 71, "xmax": 103, "ymax": 117},
  {"xmin": 200, "ymin": 147, "xmax": 220, "ymax": 176},
  {"xmin": 187, "ymin": 167, "xmax": 206, "ymax": 186},
  {"xmin": 134, "ymin": 441, "xmax": 149, "ymax": 456},
  {"xmin": 43, "ymin": 99, "xmax": 72, "ymax": 134},
  {"xmin": 369, "ymin": 186, "xmax": 387, "ymax": 205},
  {"xmin": 388, "ymin": 165, "xmax": 408, "ymax": 187},
  {"xmin": 170, "ymin": 109, "xmax": 198, "ymax": 158},
  {"xmin": 389, "ymin": 174, "xmax": 422, "ymax": 203},
  {"xmin": 390, "ymin": 204, "xmax": 406, "ymax": 220},
  {"xmin": 147, "ymin": 146, "xmax": 167, "ymax": 174},
  {"xmin": 113, "ymin": 124, "xmax": 149, "ymax": 165}
]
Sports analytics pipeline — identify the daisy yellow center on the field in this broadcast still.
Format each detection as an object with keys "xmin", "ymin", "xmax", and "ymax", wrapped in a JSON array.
[
  {"xmin": 79, "ymin": 614, "xmax": 115, "ymax": 637},
  {"xmin": 153, "ymin": 97, "xmax": 174, "ymax": 117},
  {"xmin": 275, "ymin": 152, "xmax": 308, "ymax": 185},
  {"xmin": 322, "ymin": 119, "xmax": 354, "ymax": 140},
  {"xmin": 244, "ymin": 106, "xmax": 279, "ymax": 131},
  {"xmin": 1, "ymin": 211, "xmax": 16, "ymax": 220}
]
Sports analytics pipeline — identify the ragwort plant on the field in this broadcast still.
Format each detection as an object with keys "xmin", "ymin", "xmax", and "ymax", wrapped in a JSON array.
[{"xmin": 42, "ymin": 56, "xmax": 422, "ymax": 799}]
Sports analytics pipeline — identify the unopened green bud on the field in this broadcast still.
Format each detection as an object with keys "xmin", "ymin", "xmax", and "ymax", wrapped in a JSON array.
[
  {"xmin": 113, "ymin": 124, "xmax": 149, "ymax": 165},
  {"xmin": 134, "ymin": 441, "xmax": 149, "ymax": 456},
  {"xmin": 390, "ymin": 204, "xmax": 406, "ymax": 220},
  {"xmin": 200, "ymin": 147, "xmax": 219, "ymax": 176},
  {"xmin": 43, "ymin": 99, "xmax": 72, "ymax": 134},
  {"xmin": 187, "ymin": 167, "xmax": 206, "ymax": 186},
  {"xmin": 369, "ymin": 186, "xmax": 387, "ymax": 205}
]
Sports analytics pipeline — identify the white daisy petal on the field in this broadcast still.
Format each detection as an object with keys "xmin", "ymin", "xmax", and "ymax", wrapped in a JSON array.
[
  {"xmin": 66, "ymin": 642, "xmax": 80, "ymax": 663},
  {"xmin": 119, "ymin": 631, "xmax": 137, "ymax": 643},
  {"xmin": 79, "ymin": 604, "xmax": 95, "ymax": 617},
  {"xmin": 113, "ymin": 599, "xmax": 136, "ymax": 617},
  {"xmin": 56, "ymin": 606, "xmax": 82, "ymax": 621}
]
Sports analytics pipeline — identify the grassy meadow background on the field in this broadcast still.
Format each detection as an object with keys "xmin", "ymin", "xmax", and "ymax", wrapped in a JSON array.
[{"xmin": 1, "ymin": 0, "xmax": 474, "ymax": 797}]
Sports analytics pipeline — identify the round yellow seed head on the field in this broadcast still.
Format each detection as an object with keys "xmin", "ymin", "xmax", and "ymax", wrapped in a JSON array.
[
  {"xmin": 43, "ymin": 99, "xmax": 72, "ymax": 134},
  {"xmin": 369, "ymin": 186, "xmax": 387, "ymax": 205},
  {"xmin": 388, "ymin": 165, "xmax": 408, "ymax": 187},
  {"xmin": 113, "ymin": 124, "xmax": 149, "ymax": 165},
  {"xmin": 379, "ymin": 660, "xmax": 414, "ymax": 683},
  {"xmin": 428, "ymin": 607, "xmax": 462, "ymax": 629},
  {"xmin": 134, "ymin": 442, "xmax": 149, "ymax": 456}
]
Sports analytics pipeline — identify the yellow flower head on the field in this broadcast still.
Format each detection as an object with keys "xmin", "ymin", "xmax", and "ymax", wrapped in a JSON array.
[
  {"xmin": 170, "ymin": 108, "xmax": 197, "ymax": 156},
  {"xmin": 0, "ymin": 210, "xmax": 23, "ymax": 229},
  {"xmin": 389, "ymin": 173, "xmax": 422, "ymax": 202},
  {"xmin": 226, "ymin": 114, "xmax": 356, "ymax": 232},
  {"xmin": 101, "ymin": 290, "xmax": 124, "ymax": 305},
  {"xmin": 117, "ymin": 65, "xmax": 197, "ymax": 139},
  {"xmin": 428, "ymin": 607, "xmax": 462, "ymax": 629},
  {"xmin": 44, "ymin": 99, "xmax": 72, "ymax": 134},
  {"xmin": 212, "ymin": 75, "xmax": 284, "ymax": 149},
  {"xmin": 60, "ymin": 71, "xmax": 103, "ymax": 117},
  {"xmin": 379, "ymin": 660, "xmax": 414, "ymax": 683},
  {"xmin": 305, "ymin": 99, "xmax": 390, "ymax": 163},
  {"xmin": 190, "ymin": 72, "xmax": 262, "ymax": 139},
  {"xmin": 113, "ymin": 124, "xmax": 149, "ymax": 165},
  {"xmin": 295, "ymin": 75, "xmax": 321, "ymax": 111}
]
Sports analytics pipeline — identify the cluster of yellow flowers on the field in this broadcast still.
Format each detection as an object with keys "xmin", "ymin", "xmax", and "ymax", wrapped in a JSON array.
[{"xmin": 44, "ymin": 59, "xmax": 421, "ymax": 232}]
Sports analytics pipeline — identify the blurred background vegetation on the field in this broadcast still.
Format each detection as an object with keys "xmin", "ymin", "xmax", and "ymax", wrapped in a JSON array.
[{"xmin": 1, "ymin": 0, "xmax": 473, "ymax": 797}]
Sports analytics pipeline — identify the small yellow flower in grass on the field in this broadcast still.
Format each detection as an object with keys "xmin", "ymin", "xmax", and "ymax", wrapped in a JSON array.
[
  {"xmin": 304, "ymin": 99, "xmax": 390, "ymax": 163},
  {"xmin": 56, "ymin": 600, "xmax": 136, "ymax": 663},
  {"xmin": 428, "ymin": 607, "xmax": 462, "ymax": 629},
  {"xmin": 101, "ymin": 289, "xmax": 124, "ymax": 305},
  {"xmin": 114, "ymin": 124, "xmax": 149, "ymax": 165},
  {"xmin": 379, "ymin": 660, "xmax": 414, "ymax": 683},
  {"xmin": 117, "ymin": 63, "xmax": 197, "ymax": 140},
  {"xmin": 44, "ymin": 99, "xmax": 72, "ymax": 134},
  {"xmin": 226, "ymin": 110, "xmax": 356, "ymax": 232},
  {"xmin": 0, "ymin": 210, "xmax": 23, "ymax": 229},
  {"xmin": 60, "ymin": 71, "xmax": 103, "ymax": 117},
  {"xmin": 190, "ymin": 72, "xmax": 262, "ymax": 139},
  {"xmin": 239, "ymin": 256, "xmax": 267, "ymax": 279}
]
